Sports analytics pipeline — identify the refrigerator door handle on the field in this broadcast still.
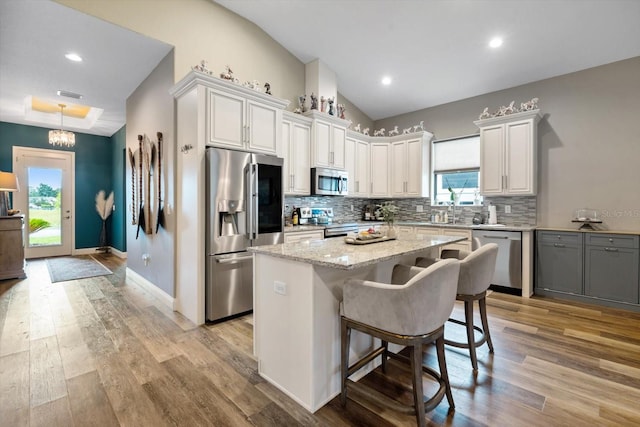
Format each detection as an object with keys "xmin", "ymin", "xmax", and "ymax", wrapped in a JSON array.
[
  {"xmin": 215, "ymin": 255, "xmax": 253, "ymax": 264},
  {"xmin": 247, "ymin": 163, "xmax": 258, "ymax": 240}
]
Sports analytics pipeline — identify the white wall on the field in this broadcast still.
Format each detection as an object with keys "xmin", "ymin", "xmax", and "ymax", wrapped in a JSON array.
[{"xmin": 376, "ymin": 57, "xmax": 640, "ymax": 232}]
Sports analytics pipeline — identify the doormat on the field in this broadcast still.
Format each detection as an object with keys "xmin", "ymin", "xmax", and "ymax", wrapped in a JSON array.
[{"xmin": 46, "ymin": 255, "xmax": 113, "ymax": 283}]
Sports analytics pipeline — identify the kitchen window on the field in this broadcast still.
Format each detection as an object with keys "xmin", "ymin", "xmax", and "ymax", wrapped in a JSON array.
[{"xmin": 432, "ymin": 135, "xmax": 481, "ymax": 206}]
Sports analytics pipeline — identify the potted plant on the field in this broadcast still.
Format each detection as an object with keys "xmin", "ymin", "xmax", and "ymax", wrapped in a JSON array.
[{"xmin": 376, "ymin": 201, "xmax": 399, "ymax": 237}]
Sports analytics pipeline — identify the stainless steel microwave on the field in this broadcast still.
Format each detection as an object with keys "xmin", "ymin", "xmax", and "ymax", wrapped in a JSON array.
[{"xmin": 311, "ymin": 167, "xmax": 348, "ymax": 196}]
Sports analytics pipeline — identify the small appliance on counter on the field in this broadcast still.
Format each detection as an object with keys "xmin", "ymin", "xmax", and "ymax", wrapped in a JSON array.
[
  {"xmin": 472, "ymin": 212, "xmax": 485, "ymax": 225},
  {"xmin": 362, "ymin": 204, "xmax": 378, "ymax": 221},
  {"xmin": 311, "ymin": 207, "xmax": 333, "ymax": 224},
  {"xmin": 295, "ymin": 207, "xmax": 313, "ymax": 224}
]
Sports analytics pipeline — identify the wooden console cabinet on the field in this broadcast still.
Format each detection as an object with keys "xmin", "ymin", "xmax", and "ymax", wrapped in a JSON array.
[{"xmin": 0, "ymin": 216, "xmax": 26, "ymax": 280}]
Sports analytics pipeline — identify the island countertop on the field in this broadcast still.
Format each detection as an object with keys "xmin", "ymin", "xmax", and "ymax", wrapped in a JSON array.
[{"xmin": 248, "ymin": 234, "xmax": 464, "ymax": 270}]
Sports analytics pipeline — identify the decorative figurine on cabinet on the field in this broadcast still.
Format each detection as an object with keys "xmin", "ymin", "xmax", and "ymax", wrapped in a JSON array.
[
  {"xmin": 402, "ymin": 127, "xmax": 412, "ymax": 134},
  {"xmin": 327, "ymin": 97, "xmax": 335, "ymax": 115},
  {"xmin": 192, "ymin": 60, "xmax": 213, "ymax": 75},
  {"xmin": 310, "ymin": 93, "xmax": 318, "ymax": 110},
  {"xmin": 373, "ymin": 128, "xmax": 385, "ymax": 137},
  {"xmin": 388, "ymin": 125, "xmax": 399, "ymax": 136},
  {"xmin": 520, "ymin": 97, "xmax": 539, "ymax": 111},
  {"xmin": 264, "ymin": 82, "xmax": 271, "ymax": 95},
  {"xmin": 479, "ymin": 107, "xmax": 491, "ymax": 119},
  {"xmin": 337, "ymin": 103, "xmax": 346, "ymax": 119},
  {"xmin": 362, "ymin": 128, "xmax": 370, "ymax": 136},
  {"xmin": 298, "ymin": 95, "xmax": 307, "ymax": 113},
  {"xmin": 413, "ymin": 120, "xmax": 424, "ymax": 132},
  {"xmin": 320, "ymin": 96, "xmax": 326, "ymax": 113},
  {"xmin": 353, "ymin": 123, "xmax": 361, "ymax": 133},
  {"xmin": 220, "ymin": 65, "xmax": 235, "ymax": 81}
]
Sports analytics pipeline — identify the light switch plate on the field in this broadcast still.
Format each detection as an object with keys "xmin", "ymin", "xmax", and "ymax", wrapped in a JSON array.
[
  {"xmin": 505, "ymin": 205, "xmax": 512, "ymax": 214},
  {"xmin": 416, "ymin": 205, "xmax": 424, "ymax": 212}
]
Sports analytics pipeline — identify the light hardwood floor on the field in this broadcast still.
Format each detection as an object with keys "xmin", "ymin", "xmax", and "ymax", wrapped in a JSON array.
[{"xmin": 1, "ymin": 254, "xmax": 640, "ymax": 426}]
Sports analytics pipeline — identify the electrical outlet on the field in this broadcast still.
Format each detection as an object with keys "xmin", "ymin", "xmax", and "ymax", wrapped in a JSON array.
[
  {"xmin": 416, "ymin": 205, "xmax": 424, "ymax": 213},
  {"xmin": 274, "ymin": 281, "xmax": 287, "ymax": 295},
  {"xmin": 350, "ymin": 205, "xmax": 354, "ymax": 212},
  {"xmin": 505, "ymin": 205, "xmax": 512, "ymax": 214}
]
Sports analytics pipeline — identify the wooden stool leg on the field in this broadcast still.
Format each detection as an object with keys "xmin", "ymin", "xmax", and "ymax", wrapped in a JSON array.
[
  {"xmin": 381, "ymin": 340, "xmax": 389, "ymax": 373},
  {"xmin": 479, "ymin": 297, "xmax": 494, "ymax": 353},
  {"xmin": 340, "ymin": 318, "xmax": 351, "ymax": 406},
  {"xmin": 436, "ymin": 335, "xmax": 455, "ymax": 409},
  {"xmin": 411, "ymin": 343, "xmax": 427, "ymax": 427},
  {"xmin": 464, "ymin": 300, "xmax": 478, "ymax": 371}
]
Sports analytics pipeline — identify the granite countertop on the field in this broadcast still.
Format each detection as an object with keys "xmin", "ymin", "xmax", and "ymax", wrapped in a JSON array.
[
  {"xmin": 249, "ymin": 234, "xmax": 464, "ymax": 270},
  {"xmin": 284, "ymin": 225, "xmax": 326, "ymax": 233},
  {"xmin": 396, "ymin": 221, "xmax": 537, "ymax": 232},
  {"xmin": 536, "ymin": 226, "xmax": 640, "ymax": 236}
]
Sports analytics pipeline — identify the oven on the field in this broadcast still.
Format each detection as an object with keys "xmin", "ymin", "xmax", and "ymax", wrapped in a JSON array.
[
  {"xmin": 323, "ymin": 223, "xmax": 359, "ymax": 238},
  {"xmin": 311, "ymin": 167, "xmax": 348, "ymax": 196}
]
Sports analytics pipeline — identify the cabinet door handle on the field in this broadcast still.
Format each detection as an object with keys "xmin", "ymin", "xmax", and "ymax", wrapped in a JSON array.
[
  {"xmin": 553, "ymin": 243, "xmax": 565, "ymax": 248},
  {"xmin": 604, "ymin": 247, "xmax": 618, "ymax": 252},
  {"xmin": 246, "ymin": 125, "xmax": 250, "ymax": 143},
  {"xmin": 370, "ymin": 182, "xmax": 373, "ymax": 194},
  {"xmin": 356, "ymin": 181, "xmax": 359, "ymax": 193}
]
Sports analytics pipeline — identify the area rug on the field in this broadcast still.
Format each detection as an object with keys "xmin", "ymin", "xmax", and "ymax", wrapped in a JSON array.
[{"xmin": 46, "ymin": 255, "xmax": 113, "ymax": 283}]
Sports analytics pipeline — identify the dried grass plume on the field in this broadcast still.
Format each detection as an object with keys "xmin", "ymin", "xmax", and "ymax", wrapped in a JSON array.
[{"xmin": 95, "ymin": 190, "xmax": 114, "ymax": 220}]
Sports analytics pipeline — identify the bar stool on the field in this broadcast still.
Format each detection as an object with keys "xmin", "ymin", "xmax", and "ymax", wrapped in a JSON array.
[
  {"xmin": 340, "ymin": 259, "xmax": 460, "ymax": 426},
  {"xmin": 416, "ymin": 243, "xmax": 499, "ymax": 371}
]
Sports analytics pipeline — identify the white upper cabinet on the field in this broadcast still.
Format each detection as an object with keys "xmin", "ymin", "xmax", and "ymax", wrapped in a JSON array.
[
  {"xmin": 370, "ymin": 142, "xmax": 391, "ymax": 197},
  {"xmin": 282, "ymin": 112, "xmax": 312, "ymax": 195},
  {"xmin": 345, "ymin": 136, "xmax": 370, "ymax": 197},
  {"xmin": 390, "ymin": 136, "xmax": 431, "ymax": 198},
  {"xmin": 475, "ymin": 110, "xmax": 540, "ymax": 196},
  {"xmin": 306, "ymin": 111, "xmax": 349, "ymax": 169},
  {"xmin": 205, "ymin": 80, "xmax": 288, "ymax": 154}
]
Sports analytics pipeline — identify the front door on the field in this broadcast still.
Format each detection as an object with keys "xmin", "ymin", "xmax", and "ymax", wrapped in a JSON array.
[{"xmin": 12, "ymin": 147, "xmax": 74, "ymax": 259}]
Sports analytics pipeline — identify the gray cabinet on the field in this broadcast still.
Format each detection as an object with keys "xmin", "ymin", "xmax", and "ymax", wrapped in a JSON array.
[
  {"xmin": 536, "ymin": 231, "xmax": 583, "ymax": 294},
  {"xmin": 584, "ymin": 233, "xmax": 639, "ymax": 304}
]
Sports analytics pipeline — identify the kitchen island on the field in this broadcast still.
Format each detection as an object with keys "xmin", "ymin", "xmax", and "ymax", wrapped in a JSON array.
[{"xmin": 249, "ymin": 234, "xmax": 464, "ymax": 413}]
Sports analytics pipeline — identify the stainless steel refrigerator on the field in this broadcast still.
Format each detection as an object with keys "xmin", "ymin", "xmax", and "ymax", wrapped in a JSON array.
[{"xmin": 206, "ymin": 147, "xmax": 284, "ymax": 322}]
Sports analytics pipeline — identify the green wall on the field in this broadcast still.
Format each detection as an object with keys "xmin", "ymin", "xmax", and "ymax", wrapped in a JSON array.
[{"xmin": 0, "ymin": 121, "xmax": 125, "ymax": 252}]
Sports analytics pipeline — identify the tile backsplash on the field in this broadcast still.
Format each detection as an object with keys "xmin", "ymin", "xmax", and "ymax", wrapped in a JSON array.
[{"xmin": 284, "ymin": 195, "xmax": 537, "ymax": 226}]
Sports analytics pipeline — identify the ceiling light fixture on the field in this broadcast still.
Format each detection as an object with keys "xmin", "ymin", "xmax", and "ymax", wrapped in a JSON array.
[
  {"xmin": 381, "ymin": 76, "xmax": 392, "ymax": 86},
  {"xmin": 65, "ymin": 52, "xmax": 83, "ymax": 62},
  {"xmin": 489, "ymin": 37, "xmax": 503, "ymax": 48},
  {"xmin": 49, "ymin": 104, "xmax": 75, "ymax": 148}
]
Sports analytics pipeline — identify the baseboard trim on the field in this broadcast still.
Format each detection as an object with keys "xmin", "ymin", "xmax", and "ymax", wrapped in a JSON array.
[
  {"xmin": 126, "ymin": 267, "xmax": 175, "ymax": 310},
  {"xmin": 73, "ymin": 247, "xmax": 127, "ymax": 258}
]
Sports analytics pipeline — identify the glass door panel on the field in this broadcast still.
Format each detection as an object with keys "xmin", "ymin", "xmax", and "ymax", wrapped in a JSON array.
[{"xmin": 27, "ymin": 167, "xmax": 63, "ymax": 247}]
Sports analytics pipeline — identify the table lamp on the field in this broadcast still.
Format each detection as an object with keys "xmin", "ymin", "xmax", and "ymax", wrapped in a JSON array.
[{"xmin": 0, "ymin": 171, "xmax": 20, "ymax": 216}]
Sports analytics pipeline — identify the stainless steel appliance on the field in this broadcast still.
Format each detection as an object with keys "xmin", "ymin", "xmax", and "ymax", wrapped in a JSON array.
[
  {"xmin": 296, "ymin": 207, "xmax": 313, "ymax": 224},
  {"xmin": 206, "ymin": 148, "xmax": 284, "ymax": 322},
  {"xmin": 311, "ymin": 167, "xmax": 348, "ymax": 196},
  {"xmin": 323, "ymin": 222, "xmax": 359, "ymax": 238},
  {"xmin": 472, "ymin": 230, "xmax": 522, "ymax": 289}
]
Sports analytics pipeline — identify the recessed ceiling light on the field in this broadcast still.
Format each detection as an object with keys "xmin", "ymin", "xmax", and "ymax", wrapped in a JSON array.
[
  {"xmin": 381, "ymin": 76, "xmax": 392, "ymax": 86},
  {"xmin": 489, "ymin": 37, "xmax": 503, "ymax": 48},
  {"xmin": 65, "ymin": 53, "xmax": 83, "ymax": 62}
]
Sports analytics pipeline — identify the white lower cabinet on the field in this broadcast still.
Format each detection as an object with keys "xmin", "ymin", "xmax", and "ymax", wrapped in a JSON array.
[{"xmin": 284, "ymin": 230, "xmax": 324, "ymax": 243}]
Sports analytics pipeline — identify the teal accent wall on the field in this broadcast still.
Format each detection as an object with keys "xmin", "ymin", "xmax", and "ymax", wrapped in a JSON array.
[
  {"xmin": 0, "ymin": 121, "xmax": 125, "ymax": 251},
  {"xmin": 110, "ymin": 126, "xmax": 126, "ymax": 252}
]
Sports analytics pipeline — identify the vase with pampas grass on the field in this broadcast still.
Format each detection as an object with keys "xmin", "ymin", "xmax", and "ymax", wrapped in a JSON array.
[{"xmin": 95, "ymin": 190, "xmax": 114, "ymax": 252}]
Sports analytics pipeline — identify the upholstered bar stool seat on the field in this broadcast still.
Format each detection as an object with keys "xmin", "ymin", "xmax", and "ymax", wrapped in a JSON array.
[
  {"xmin": 416, "ymin": 243, "xmax": 499, "ymax": 371},
  {"xmin": 341, "ymin": 259, "xmax": 460, "ymax": 427}
]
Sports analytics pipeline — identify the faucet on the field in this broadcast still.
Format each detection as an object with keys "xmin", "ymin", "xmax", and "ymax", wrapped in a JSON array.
[{"xmin": 450, "ymin": 202, "xmax": 456, "ymax": 224}]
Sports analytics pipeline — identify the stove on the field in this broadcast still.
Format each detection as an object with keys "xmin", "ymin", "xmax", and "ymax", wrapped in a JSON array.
[{"xmin": 323, "ymin": 222, "xmax": 359, "ymax": 238}]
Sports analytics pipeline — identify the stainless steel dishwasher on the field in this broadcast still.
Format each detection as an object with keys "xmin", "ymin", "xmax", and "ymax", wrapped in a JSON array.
[{"xmin": 472, "ymin": 230, "xmax": 522, "ymax": 289}]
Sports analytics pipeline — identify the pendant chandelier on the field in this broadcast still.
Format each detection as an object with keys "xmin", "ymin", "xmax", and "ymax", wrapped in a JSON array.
[{"xmin": 49, "ymin": 103, "xmax": 75, "ymax": 148}]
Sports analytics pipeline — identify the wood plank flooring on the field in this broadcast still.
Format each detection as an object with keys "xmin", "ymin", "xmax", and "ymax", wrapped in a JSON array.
[{"xmin": 1, "ymin": 254, "xmax": 640, "ymax": 426}]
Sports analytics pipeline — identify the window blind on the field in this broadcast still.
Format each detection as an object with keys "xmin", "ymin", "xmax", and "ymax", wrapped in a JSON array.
[{"xmin": 432, "ymin": 135, "xmax": 480, "ymax": 172}]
